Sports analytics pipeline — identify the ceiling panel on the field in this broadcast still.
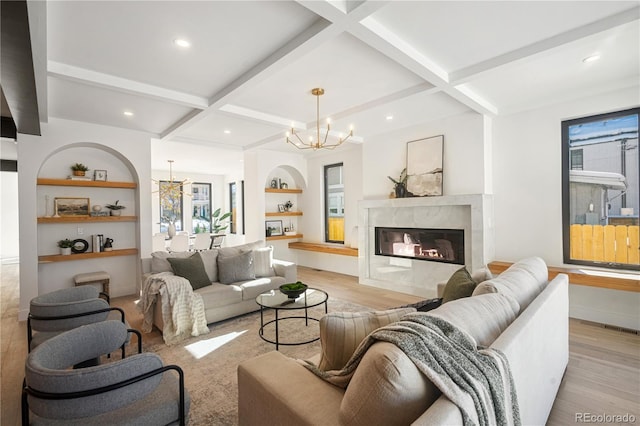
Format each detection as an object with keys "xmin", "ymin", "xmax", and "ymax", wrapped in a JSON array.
[
  {"xmin": 48, "ymin": 78, "xmax": 194, "ymax": 134},
  {"xmin": 47, "ymin": 1, "xmax": 321, "ymax": 97},
  {"xmin": 230, "ymin": 32, "xmax": 426, "ymax": 122},
  {"xmin": 151, "ymin": 139, "xmax": 243, "ymax": 175},
  {"xmin": 371, "ymin": 1, "xmax": 638, "ymax": 72},
  {"xmin": 460, "ymin": 20, "xmax": 640, "ymax": 113}
]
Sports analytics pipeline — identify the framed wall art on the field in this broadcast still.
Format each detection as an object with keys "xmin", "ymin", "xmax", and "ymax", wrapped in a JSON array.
[
  {"xmin": 406, "ymin": 135, "xmax": 444, "ymax": 196},
  {"xmin": 265, "ymin": 220, "xmax": 283, "ymax": 237},
  {"xmin": 94, "ymin": 170, "xmax": 107, "ymax": 181},
  {"xmin": 54, "ymin": 197, "xmax": 90, "ymax": 217}
]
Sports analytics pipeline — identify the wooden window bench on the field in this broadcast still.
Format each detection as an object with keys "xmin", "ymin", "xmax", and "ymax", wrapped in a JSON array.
[{"xmin": 288, "ymin": 242, "xmax": 358, "ymax": 257}]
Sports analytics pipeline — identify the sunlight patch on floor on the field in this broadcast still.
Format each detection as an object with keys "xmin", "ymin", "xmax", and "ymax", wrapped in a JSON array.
[{"xmin": 184, "ymin": 330, "xmax": 247, "ymax": 359}]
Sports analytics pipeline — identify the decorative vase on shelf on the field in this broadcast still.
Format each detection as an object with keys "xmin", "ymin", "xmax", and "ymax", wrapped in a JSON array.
[
  {"xmin": 110, "ymin": 209, "xmax": 122, "ymax": 216},
  {"xmin": 60, "ymin": 247, "xmax": 71, "ymax": 255},
  {"xmin": 168, "ymin": 222, "xmax": 177, "ymax": 238},
  {"xmin": 395, "ymin": 184, "xmax": 407, "ymax": 198}
]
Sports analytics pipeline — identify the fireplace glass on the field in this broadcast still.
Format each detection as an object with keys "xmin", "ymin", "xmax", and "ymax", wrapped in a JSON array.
[{"xmin": 375, "ymin": 227, "xmax": 464, "ymax": 265}]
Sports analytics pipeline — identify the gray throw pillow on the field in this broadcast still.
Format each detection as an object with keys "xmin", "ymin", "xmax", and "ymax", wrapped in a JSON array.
[
  {"xmin": 441, "ymin": 266, "xmax": 477, "ymax": 303},
  {"xmin": 217, "ymin": 251, "xmax": 255, "ymax": 284},
  {"xmin": 167, "ymin": 252, "xmax": 211, "ymax": 290}
]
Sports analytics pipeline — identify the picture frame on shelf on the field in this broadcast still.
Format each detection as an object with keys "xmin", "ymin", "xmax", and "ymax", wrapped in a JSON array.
[
  {"xmin": 277, "ymin": 204, "xmax": 285, "ymax": 213},
  {"xmin": 265, "ymin": 220, "xmax": 283, "ymax": 236},
  {"xmin": 54, "ymin": 197, "xmax": 90, "ymax": 217},
  {"xmin": 94, "ymin": 169, "xmax": 107, "ymax": 181}
]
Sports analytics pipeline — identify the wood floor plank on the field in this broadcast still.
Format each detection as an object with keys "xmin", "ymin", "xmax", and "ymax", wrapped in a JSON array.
[{"xmin": 2, "ymin": 263, "xmax": 639, "ymax": 425}]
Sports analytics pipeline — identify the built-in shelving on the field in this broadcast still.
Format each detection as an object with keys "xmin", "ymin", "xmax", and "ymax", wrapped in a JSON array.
[
  {"xmin": 37, "ymin": 216, "xmax": 137, "ymax": 223},
  {"xmin": 266, "ymin": 234, "xmax": 303, "ymax": 241},
  {"xmin": 265, "ymin": 188, "xmax": 302, "ymax": 194},
  {"xmin": 265, "ymin": 211, "xmax": 303, "ymax": 217},
  {"xmin": 37, "ymin": 178, "xmax": 137, "ymax": 189},
  {"xmin": 38, "ymin": 248, "xmax": 138, "ymax": 263}
]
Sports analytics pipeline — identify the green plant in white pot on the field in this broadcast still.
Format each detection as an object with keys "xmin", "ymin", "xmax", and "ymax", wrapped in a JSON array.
[
  {"xmin": 57, "ymin": 238, "xmax": 73, "ymax": 255},
  {"xmin": 105, "ymin": 200, "xmax": 125, "ymax": 216}
]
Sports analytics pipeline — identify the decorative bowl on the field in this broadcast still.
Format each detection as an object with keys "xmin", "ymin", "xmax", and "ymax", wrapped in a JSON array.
[
  {"xmin": 284, "ymin": 231, "xmax": 297, "ymax": 236},
  {"xmin": 279, "ymin": 282, "xmax": 308, "ymax": 299}
]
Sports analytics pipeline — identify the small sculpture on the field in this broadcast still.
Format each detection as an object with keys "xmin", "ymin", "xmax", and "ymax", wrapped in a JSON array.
[{"xmin": 103, "ymin": 238, "xmax": 114, "ymax": 251}]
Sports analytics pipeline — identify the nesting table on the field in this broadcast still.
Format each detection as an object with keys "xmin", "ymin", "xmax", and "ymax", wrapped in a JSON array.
[{"xmin": 256, "ymin": 288, "xmax": 328, "ymax": 350}]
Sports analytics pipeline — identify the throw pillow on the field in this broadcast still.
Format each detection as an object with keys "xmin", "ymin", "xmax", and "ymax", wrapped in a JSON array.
[
  {"xmin": 252, "ymin": 246, "xmax": 275, "ymax": 277},
  {"xmin": 166, "ymin": 252, "xmax": 211, "ymax": 290},
  {"xmin": 317, "ymin": 308, "xmax": 416, "ymax": 371},
  {"xmin": 398, "ymin": 297, "xmax": 442, "ymax": 312},
  {"xmin": 198, "ymin": 249, "xmax": 219, "ymax": 283},
  {"xmin": 150, "ymin": 251, "xmax": 192, "ymax": 273},
  {"xmin": 217, "ymin": 251, "xmax": 255, "ymax": 284},
  {"xmin": 441, "ymin": 267, "xmax": 477, "ymax": 303}
]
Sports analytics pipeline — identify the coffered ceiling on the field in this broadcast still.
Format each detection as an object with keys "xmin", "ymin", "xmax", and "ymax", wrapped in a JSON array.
[{"xmin": 4, "ymin": 1, "xmax": 639, "ymax": 174}]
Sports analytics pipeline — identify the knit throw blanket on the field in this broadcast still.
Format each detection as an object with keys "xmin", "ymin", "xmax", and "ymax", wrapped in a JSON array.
[
  {"xmin": 139, "ymin": 272, "xmax": 209, "ymax": 345},
  {"xmin": 305, "ymin": 313, "xmax": 521, "ymax": 426}
]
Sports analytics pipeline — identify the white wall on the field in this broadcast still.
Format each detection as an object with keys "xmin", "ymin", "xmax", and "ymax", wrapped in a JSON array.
[
  {"xmin": 363, "ymin": 111, "xmax": 487, "ymax": 200},
  {"xmin": 1, "ymin": 140, "xmax": 19, "ymax": 260},
  {"xmin": 493, "ymin": 87, "xmax": 640, "ymax": 330},
  {"xmin": 17, "ymin": 118, "xmax": 152, "ymax": 320}
]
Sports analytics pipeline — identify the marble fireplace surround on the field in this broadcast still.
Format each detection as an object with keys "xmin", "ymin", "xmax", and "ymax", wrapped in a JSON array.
[{"xmin": 358, "ymin": 194, "xmax": 494, "ymax": 298}]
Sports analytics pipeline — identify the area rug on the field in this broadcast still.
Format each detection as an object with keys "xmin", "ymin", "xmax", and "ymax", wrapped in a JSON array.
[{"xmin": 141, "ymin": 297, "xmax": 371, "ymax": 425}]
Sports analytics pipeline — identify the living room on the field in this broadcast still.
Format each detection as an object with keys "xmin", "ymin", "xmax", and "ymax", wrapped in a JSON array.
[{"xmin": 1, "ymin": 1, "xmax": 639, "ymax": 424}]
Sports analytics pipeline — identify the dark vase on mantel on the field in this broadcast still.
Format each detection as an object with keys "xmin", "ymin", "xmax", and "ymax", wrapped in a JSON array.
[{"xmin": 395, "ymin": 184, "xmax": 407, "ymax": 198}]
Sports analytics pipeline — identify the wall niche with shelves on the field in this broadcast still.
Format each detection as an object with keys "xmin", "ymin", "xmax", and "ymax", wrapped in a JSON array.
[{"xmin": 265, "ymin": 167, "xmax": 305, "ymax": 241}]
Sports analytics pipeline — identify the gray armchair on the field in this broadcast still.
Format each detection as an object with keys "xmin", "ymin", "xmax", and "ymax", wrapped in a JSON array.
[
  {"xmin": 22, "ymin": 320, "xmax": 189, "ymax": 425},
  {"xmin": 28, "ymin": 285, "xmax": 126, "ymax": 352}
]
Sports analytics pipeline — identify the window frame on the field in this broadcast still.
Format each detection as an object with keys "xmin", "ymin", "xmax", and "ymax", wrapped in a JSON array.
[
  {"xmin": 191, "ymin": 182, "xmax": 212, "ymax": 234},
  {"xmin": 324, "ymin": 162, "xmax": 344, "ymax": 244},
  {"xmin": 561, "ymin": 107, "xmax": 639, "ymax": 271}
]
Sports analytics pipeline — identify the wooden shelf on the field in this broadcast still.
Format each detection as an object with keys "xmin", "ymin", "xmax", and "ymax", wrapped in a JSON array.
[
  {"xmin": 289, "ymin": 242, "xmax": 358, "ymax": 257},
  {"xmin": 265, "ymin": 188, "xmax": 302, "ymax": 194},
  {"xmin": 265, "ymin": 211, "xmax": 303, "ymax": 217},
  {"xmin": 266, "ymin": 234, "xmax": 303, "ymax": 241},
  {"xmin": 37, "ymin": 178, "xmax": 137, "ymax": 189},
  {"xmin": 38, "ymin": 215, "xmax": 137, "ymax": 223},
  {"xmin": 38, "ymin": 248, "xmax": 138, "ymax": 263}
]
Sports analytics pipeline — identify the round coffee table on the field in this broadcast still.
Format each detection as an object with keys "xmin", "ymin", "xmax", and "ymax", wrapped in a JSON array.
[{"xmin": 256, "ymin": 288, "xmax": 328, "ymax": 350}]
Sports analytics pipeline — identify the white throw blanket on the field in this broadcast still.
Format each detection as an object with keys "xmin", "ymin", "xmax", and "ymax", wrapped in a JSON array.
[{"xmin": 139, "ymin": 272, "xmax": 209, "ymax": 345}]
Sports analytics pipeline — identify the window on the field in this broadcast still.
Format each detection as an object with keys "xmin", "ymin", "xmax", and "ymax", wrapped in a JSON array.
[
  {"xmin": 324, "ymin": 163, "xmax": 344, "ymax": 243},
  {"xmin": 229, "ymin": 182, "xmax": 237, "ymax": 234},
  {"xmin": 191, "ymin": 183, "xmax": 211, "ymax": 234},
  {"xmin": 562, "ymin": 107, "xmax": 639, "ymax": 270}
]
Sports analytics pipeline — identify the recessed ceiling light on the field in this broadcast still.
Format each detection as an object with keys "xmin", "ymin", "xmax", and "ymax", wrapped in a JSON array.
[
  {"xmin": 582, "ymin": 54, "xmax": 600, "ymax": 63},
  {"xmin": 174, "ymin": 39, "xmax": 190, "ymax": 48},
  {"xmin": 224, "ymin": 130, "xmax": 231, "ymax": 134},
  {"xmin": 123, "ymin": 111, "xmax": 134, "ymax": 117},
  {"xmin": 386, "ymin": 115, "xmax": 393, "ymax": 121}
]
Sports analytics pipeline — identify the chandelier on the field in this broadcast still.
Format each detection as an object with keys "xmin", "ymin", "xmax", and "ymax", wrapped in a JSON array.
[
  {"xmin": 286, "ymin": 88, "xmax": 353, "ymax": 150},
  {"xmin": 153, "ymin": 160, "xmax": 191, "ymax": 223}
]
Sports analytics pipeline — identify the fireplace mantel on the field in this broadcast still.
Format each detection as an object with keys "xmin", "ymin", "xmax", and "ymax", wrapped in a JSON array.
[{"xmin": 358, "ymin": 194, "xmax": 494, "ymax": 297}]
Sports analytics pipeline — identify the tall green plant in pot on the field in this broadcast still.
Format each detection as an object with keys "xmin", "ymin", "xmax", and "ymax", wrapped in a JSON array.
[{"xmin": 212, "ymin": 208, "xmax": 232, "ymax": 233}]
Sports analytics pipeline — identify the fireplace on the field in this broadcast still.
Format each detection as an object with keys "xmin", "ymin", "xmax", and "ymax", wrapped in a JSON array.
[{"xmin": 375, "ymin": 227, "xmax": 465, "ymax": 265}]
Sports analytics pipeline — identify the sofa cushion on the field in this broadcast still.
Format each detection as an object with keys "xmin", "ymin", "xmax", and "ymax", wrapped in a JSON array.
[
  {"xmin": 150, "ymin": 251, "xmax": 192, "ymax": 273},
  {"xmin": 253, "ymin": 246, "xmax": 275, "ymax": 277},
  {"xmin": 198, "ymin": 249, "xmax": 219, "ymax": 283},
  {"xmin": 472, "ymin": 257, "xmax": 548, "ymax": 310},
  {"xmin": 217, "ymin": 251, "xmax": 256, "ymax": 284},
  {"xmin": 196, "ymin": 283, "xmax": 243, "ymax": 308},
  {"xmin": 167, "ymin": 253, "xmax": 211, "ymax": 290},
  {"xmin": 239, "ymin": 276, "xmax": 286, "ymax": 301},
  {"xmin": 441, "ymin": 267, "xmax": 477, "ymax": 303},
  {"xmin": 340, "ymin": 341, "xmax": 440, "ymax": 426},
  {"xmin": 317, "ymin": 308, "xmax": 416, "ymax": 371},
  {"xmin": 427, "ymin": 293, "xmax": 520, "ymax": 348}
]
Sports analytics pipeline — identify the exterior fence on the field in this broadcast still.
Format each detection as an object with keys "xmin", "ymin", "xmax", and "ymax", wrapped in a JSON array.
[
  {"xmin": 328, "ymin": 217, "xmax": 345, "ymax": 242},
  {"xmin": 570, "ymin": 224, "xmax": 639, "ymax": 265}
]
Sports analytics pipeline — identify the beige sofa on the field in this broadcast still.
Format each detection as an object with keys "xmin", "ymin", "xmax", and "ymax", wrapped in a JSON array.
[
  {"xmin": 141, "ymin": 240, "xmax": 297, "ymax": 330},
  {"xmin": 237, "ymin": 257, "xmax": 569, "ymax": 425}
]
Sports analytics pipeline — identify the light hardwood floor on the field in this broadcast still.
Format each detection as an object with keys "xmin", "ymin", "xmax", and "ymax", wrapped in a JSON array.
[{"xmin": 2, "ymin": 263, "xmax": 638, "ymax": 425}]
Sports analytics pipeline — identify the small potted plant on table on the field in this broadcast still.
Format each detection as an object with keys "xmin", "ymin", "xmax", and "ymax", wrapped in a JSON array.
[
  {"xmin": 57, "ymin": 239, "xmax": 73, "ymax": 255},
  {"xmin": 70, "ymin": 163, "xmax": 89, "ymax": 177},
  {"xmin": 105, "ymin": 200, "xmax": 126, "ymax": 216}
]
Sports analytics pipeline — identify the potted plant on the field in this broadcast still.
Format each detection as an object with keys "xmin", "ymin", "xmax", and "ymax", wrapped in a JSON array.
[
  {"xmin": 212, "ymin": 208, "xmax": 232, "ymax": 233},
  {"xmin": 388, "ymin": 168, "xmax": 408, "ymax": 198},
  {"xmin": 105, "ymin": 200, "xmax": 126, "ymax": 216},
  {"xmin": 70, "ymin": 163, "xmax": 89, "ymax": 177},
  {"xmin": 57, "ymin": 238, "xmax": 74, "ymax": 255}
]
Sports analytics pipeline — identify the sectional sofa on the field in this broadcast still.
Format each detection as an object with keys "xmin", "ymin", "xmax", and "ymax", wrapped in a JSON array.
[{"xmin": 237, "ymin": 257, "xmax": 569, "ymax": 425}]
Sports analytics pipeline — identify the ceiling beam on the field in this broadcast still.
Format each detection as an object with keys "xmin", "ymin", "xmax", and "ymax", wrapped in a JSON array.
[
  {"xmin": 450, "ymin": 5, "xmax": 640, "ymax": 84},
  {"xmin": 48, "ymin": 61, "xmax": 208, "ymax": 109},
  {"xmin": 1, "ymin": 0, "xmax": 41, "ymax": 135}
]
